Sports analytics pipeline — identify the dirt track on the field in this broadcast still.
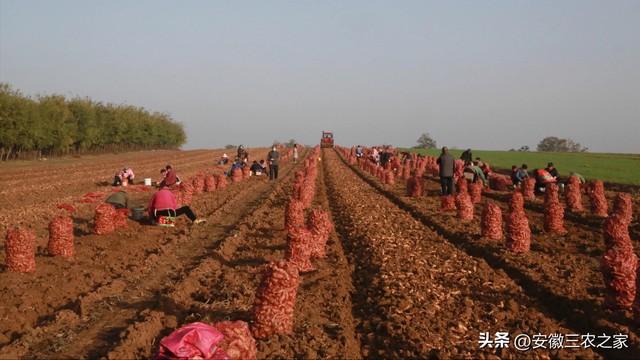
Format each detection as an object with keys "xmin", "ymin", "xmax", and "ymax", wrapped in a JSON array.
[{"xmin": 0, "ymin": 148, "xmax": 637, "ymax": 359}]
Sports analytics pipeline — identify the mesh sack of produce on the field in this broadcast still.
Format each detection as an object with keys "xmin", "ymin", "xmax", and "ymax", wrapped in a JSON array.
[
  {"xmin": 285, "ymin": 226, "xmax": 315, "ymax": 272},
  {"xmin": 304, "ymin": 158, "xmax": 310, "ymax": 168},
  {"xmin": 455, "ymin": 194, "xmax": 474, "ymax": 220},
  {"xmin": 243, "ymin": 166, "xmax": 251, "ymax": 179},
  {"xmin": 522, "ymin": 178, "xmax": 536, "ymax": 198},
  {"xmin": 406, "ymin": 177, "xmax": 422, "ymax": 197},
  {"xmin": 212, "ymin": 321, "xmax": 257, "ymax": 360},
  {"xmin": 307, "ymin": 210, "xmax": 333, "ymax": 259},
  {"xmin": 565, "ymin": 183, "xmax": 583, "ymax": 212},
  {"xmin": 94, "ymin": 203, "xmax": 116, "ymax": 235},
  {"xmin": 456, "ymin": 177, "xmax": 468, "ymax": 194},
  {"xmin": 599, "ymin": 248, "xmax": 637, "ymax": 309},
  {"xmin": 441, "ymin": 195, "xmax": 456, "ymax": 212},
  {"xmin": 481, "ymin": 203, "xmax": 503, "ymax": 240},
  {"xmin": 404, "ymin": 159, "xmax": 411, "ymax": 168},
  {"xmin": 217, "ymin": 173, "xmax": 227, "ymax": 189},
  {"xmin": 294, "ymin": 170, "xmax": 305, "ymax": 183},
  {"xmin": 205, "ymin": 175, "xmax": 217, "ymax": 192},
  {"xmin": 415, "ymin": 168, "xmax": 424, "ymax": 177},
  {"xmin": 151, "ymin": 322, "xmax": 229, "ymax": 360},
  {"xmin": 403, "ymin": 167, "xmax": 411, "ymax": 179},
  {"xmin": 48, "ymin": 215, "xmax": 75, "ymax": 258},
  {"xmin": 588, "ymin": 180, "xmax": 608, "ymax": 217},
  {"xmin": 231, "ymin": 167, "xmax": 243, "ymax": 183},
  {"xmin": 250, "ymin": 260, "xmax": 299, "ymax": 339},
  {"xmin": 396, "ymin": 165, "xmax": 404, "ymax": 178},
  {"xmin": 544, "ymin": 183, "xmax": 559, "ymax": 204},
  {"xmin": 299, "ymin": 183, "xmax": 314, "ymax": 209},
  {"xmin": 469, "ymin": 182, "xmax": 482, "ymax": 203},
  {"xmin": 495, "ymin": 177, "xmax": 507, "ymax": 191},
  {"xmin": 114, "ymin": 209, "xmax": 131, "ymax": 228},
  {"xmin": 5, "ymin": 227, "xmax": 37, "ymax": 272},
  {"xmin": 172, "ymin": 191, "xmax": 183, "ymax": 208},
  {"xmin": 543, "ymin": 201, "xmax": 567, "ymax": 233},
  {"xmin": 292, "ymin": 183, "xmax": 303, "ymax": 201},
  {"xmin": 180, "ymin": 182, "xmax": 194, "ymax": 205},
  {"xmin": 505, "ymin": 211, "xmax": 530, "ymax": 253},
  {"xmin": 603, "ymin": 214, "xmax": 633, "ymax": 251},
  {"xmin": 488, "ymin": 176, "xmax": 496, "ymax": 190},
  {"xmin": 284, "ymin": 199, "xmax": 305, "ymax": 233},
  {"xmin": 508, "ymin": 191, "xmax": 524, "ymax": 213},
  {"xmin": 613, "ymin": 193, "xmax": 633, "ymax": 224},
  {"xmin": 385, "ymin": 162, "xmax": 392, "ymax": 170},
  {"xmin": 385, "ymin": 170, "xmax": 395, "ymax": 186},
  {"xmin": 193, "ymin": 177, "xmax": 205, "ymax": 195}
]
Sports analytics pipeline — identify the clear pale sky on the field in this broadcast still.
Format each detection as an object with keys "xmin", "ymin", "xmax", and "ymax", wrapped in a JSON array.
[{"xmin": 1, "ymin": 1, "xmax": 639, "ymax": 153}]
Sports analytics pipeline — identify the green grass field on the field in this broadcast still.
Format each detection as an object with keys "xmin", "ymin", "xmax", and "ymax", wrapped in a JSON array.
[{"xmin": 399, "ymin": 149, "xmax": 640, "ymax": 185}]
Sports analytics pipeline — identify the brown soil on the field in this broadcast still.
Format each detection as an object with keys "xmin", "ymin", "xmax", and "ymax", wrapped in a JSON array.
[
  {"xmin": 335, "ymin": 149, "xmax": 640, "ymax": 359},
  {"xmin": 0, "ymin": 147, "xmax": 636, "ymax": 359}
]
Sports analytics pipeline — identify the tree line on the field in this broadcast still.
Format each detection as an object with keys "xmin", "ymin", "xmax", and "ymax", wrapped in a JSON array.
[{"xmin": 0, "ymin": 83, "xmax": 187, "ymax": 160}]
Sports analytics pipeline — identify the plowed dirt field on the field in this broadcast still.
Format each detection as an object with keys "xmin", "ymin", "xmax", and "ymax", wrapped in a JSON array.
[{"xmin": 0, "ymin": 147, "xmax": 637, "ymax": 359}]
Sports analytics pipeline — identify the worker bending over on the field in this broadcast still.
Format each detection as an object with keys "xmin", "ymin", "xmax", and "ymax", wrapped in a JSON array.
[
  {"xmin": 148, "ymin": 189, "xmax": 204, "ymax": 225},
  {"xmin": 105, "ymin": 190, "xmax": 132, "ymax": 210},
  {"xmin": 511, "ymin": 164, "xmax": 529, "ymax": 187},
  {"xmin": 250, "ymin": 161, "xmax": 263, "ymax": 175}
]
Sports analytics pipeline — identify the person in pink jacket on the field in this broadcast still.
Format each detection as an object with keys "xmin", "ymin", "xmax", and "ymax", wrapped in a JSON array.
[
  {"xmin": 148, "ymin": 189, "xmax": 205, "ymax": 225},
  {"xmin": 112, "ymin": 166, "xmax": 135, "ymax": 186}
]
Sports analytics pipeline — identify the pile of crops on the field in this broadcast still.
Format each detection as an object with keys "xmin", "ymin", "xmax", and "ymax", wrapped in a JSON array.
[
  {"xmin": 588, "ymin": 180, "xmax": 608, "ymax": 217},
  {"xmin": 192, "ymin": 178, "xmax": 204, "ymax": 195},
  {"xmin": 205, "ymin": 175, "xmax": 216, "ymax": 192},
  {"xmin": 212, "ymin": 321, "xmax": 257, "ymax": 360},
  {"xmin": 232, "ymin": 167, "xmax": 243, "ymax": 183},
  {"xmin": 505, "ymin": 211, "xmax": 530, "ymax": 253},
  {"xmin": 600, "ymin": 249, "xmax": 637, "ymax": 309},
  {"xmin": 48, "ymin": 215, "xmax": 75, "ymax": 258},
  {"xmin": 114, "ymin": 209, "xmax": 131, "ymax": 228},
  {"xmin": 455, "ymin": 194, "xmax": 474, "ymax": 220},
  {"xmin": 544, "ymin": 183, "xmax": 559, "ymax": 204},
  {"xmin": 284, "ymin": 199, "xmax": 304, "ymax": 233},
  {"xmin": 543, "ymin": 201, "xmax": 567, "ymax": 233},
  {"xmin": 299, "ymin": 183, "xmax": 315, "ymax": 209},
  {"xmin": 603, "ymin": 214, "xmax": 633, "ymax": 250},
  {"xmin": 173, "ymin": 191, "xmax": 183, "ymax": 208},
  {"xmin": 396, "ymin": 165, "xmax": 404, "ymax": 179},
  {"xmin": 217, "ymin": 173, "xmax": 227, "ymax": 189},
  {"xmin": 385, "ymin": 170, "xmax": 395, "ymax": 186},
  {"xmin": 565, "ymin": 176, "xmax": 583, "ymax": 212},
  {"xmin": 508, "ymin": 191, "xmax": 524, "ymax": 213},
  {"xmin": 285, "ymin": 226, "xmax": 315, "ymax": 272},
  {"xmin": 441, "ymin": 196, "xmax": 456, "ymax": 212},
  {"xmin": 613, "ymin": 193, "xmax": 633, "ymax": 224},
  {"xmin": 180, "ymin": 182, "xmax": 194, "ymax": 205},
  {"xmin": 522, "ymin": 178, "xmax": 536, "ymax": 198},
  {"xmin": 243, "ymin": 167, "xmax": 251, "ymax": 179},
  {"xmin": 481, "ymin": 203, "xmax": 502, "ymax": 240},
  {"xmin": 5, "ymin": 227, "xmax": 37, "ymax": 272},
  {"xmin": 94, "ymin": 204, "xmax": 116, "ymax": 235},
  {"xmin": 251, "ymin": 260, "xmax": 299, "ymax": 338},
  {"xmin": 307, "ymin": 210, "xmax": 333, "ymax": 259},
  {"xmin": 456, "ymin": 177, "xmax": 468, "ymax": 194},
  {"xmin": 469, "ymin": 182, "xmax": 482, "ymax": 203},
  {"xmin": 406, "ymin": 177, "xmax": 425, "ymax": 197}
]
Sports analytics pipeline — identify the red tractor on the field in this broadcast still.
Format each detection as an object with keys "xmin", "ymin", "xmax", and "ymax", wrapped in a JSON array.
[{"xmin": 321, "ymin": 131, "xmax": 334, "ymax": 148}]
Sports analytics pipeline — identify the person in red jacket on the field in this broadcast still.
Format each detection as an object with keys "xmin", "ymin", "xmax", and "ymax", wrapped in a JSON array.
[{"xmin": 148, "ymin": 189, "xmax": 204, "ymax": 225}]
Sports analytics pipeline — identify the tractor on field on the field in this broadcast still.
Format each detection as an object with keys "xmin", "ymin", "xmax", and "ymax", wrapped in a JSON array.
[{"xmin": 321, "ymin": 131, "xmax": 334, "ymax": 148}]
